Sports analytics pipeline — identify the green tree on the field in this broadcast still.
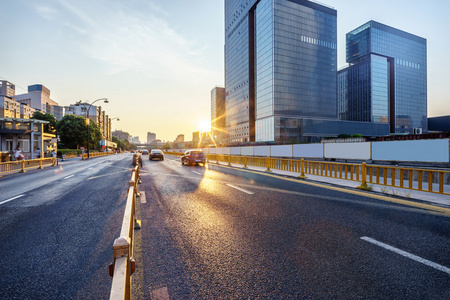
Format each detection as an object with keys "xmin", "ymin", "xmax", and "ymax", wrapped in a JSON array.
[
  {"xmin": 57, "ymin": 115, "xmax": 102, "ymax": 149},
  {"xmin": 112, "ymin": 136, "xmax": 128, "ymax": 150},
  {"xmin": 162, "ymin": 142, "xmax": 171, "ymax": 150},
  {"xmin": 31, "ymin": 111, "xmax": 57, "ymax": 134}
]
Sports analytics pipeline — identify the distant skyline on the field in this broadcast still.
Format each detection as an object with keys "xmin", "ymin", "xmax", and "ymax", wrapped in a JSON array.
[{"xmin": 1, "ymin": 0, "xmax": 449, "ymax": 141}]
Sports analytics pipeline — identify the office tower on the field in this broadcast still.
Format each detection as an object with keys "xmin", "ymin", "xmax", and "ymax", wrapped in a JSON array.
[
  {"xmin": 339, "ymin": 21, "xmax": 427, "ymax": 133},
  {"xmin": 147, "ymin": 132, "xmax": 156, "ymax": 144},
  {"xmin": 211, "ymin": 87, "xmax": 226, "ymax": 144},
  {"xmin": 225, "ymin": 0, "xmax": 338, "ymax": 143}
]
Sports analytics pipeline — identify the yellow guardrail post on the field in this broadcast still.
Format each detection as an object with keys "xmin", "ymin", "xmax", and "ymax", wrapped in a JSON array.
[
  {"xmin": 228, "ymin": 155, "xmax": 231, "ymax": 166},
  {"xmin": 243, "ymin": 156, "xmax": 248, "ymax": 169},
  {"xmin": 39, "ymin": 159, "xmax": 43, "ymax": 169},
  {"xmin": 216, "ymin": 155, "xmax": 219, "ymax": 164},
  {"xmin": 357, "ymin": 162, "xmax": 368, "ymax": 190},
  {"xmin": 265, "ymin": 156, "xmax": 272, "ymax": 172},
  {"xmin": 298, "ymin": 158, "xmax": 307, "ymax": 179},
  {"xmin": 20, "ymin": 160, "xmax": 26, "ymax": 173},
  {"xmin": 136, "ymin": 165, "xmax": 142, "ymax": 184},
  {"xmin": 110, "ymin": 236, "xmax": 132, "ymax": 300}
]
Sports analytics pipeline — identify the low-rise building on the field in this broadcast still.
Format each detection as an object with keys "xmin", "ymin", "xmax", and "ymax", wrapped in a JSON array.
[{"xmin": 0, "ymin": 117, "xmax": 49, "ymax": 160}]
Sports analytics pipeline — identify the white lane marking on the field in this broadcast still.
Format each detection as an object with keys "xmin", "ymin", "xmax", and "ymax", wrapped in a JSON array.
[
  {"xmin": 140, "ymin": 191, "xmax": 146, "ymax": 204},
  {"xmin": 226, "ymin": 184, "xmax": 254, "ymax": 195},
  {"xmin": 0, "ymin": 194, "xmax": 25, "ymax": 206},
  {"xmin": 361, "ymin": 236, "xmax": 450, "ymax": 275},
  {"xmin": 88, "ymin": 167, "xmax": 93, "ymax": 170},
  {"xmin": 64, "ymin": 175, "xmax": 74, "ymax": 179},
  {"xmin": 192, "ymin": 171, "xmax": 202, "ymax": 175}
]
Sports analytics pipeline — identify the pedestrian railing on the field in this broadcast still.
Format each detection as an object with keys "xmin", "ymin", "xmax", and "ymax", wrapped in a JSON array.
[
  {"xmin": 200, "ymin": 154, "xmax": 450, "ymax": 196},
  {"xmin": 109, "ymin": 165, "xmax": 141, "ymax": 300},
  {"xmin": 81, "ymin": 151, "xmax": 115, "ymax": 160},
  {"xmin": 165, "ymin": 151, "xmax": 183, "ymax": 157},
  {"xmin": 0, "ymin": 158, "xmax": 55, "ymax": 177}
]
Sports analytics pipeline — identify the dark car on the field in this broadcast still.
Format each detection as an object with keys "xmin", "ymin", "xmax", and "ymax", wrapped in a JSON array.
[
  {"xmin": 181, "ymin": 150, "xmax": 206, "ymax": 166},
  {"xmin": 149, "ymin": 149, "xmax": 164, "ymax": 161}
]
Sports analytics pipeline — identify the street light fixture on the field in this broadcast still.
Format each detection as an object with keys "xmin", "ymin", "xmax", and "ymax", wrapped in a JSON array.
[{"xmin": 75, "ymin": 98, "xmax": 108, "ymax": 159}]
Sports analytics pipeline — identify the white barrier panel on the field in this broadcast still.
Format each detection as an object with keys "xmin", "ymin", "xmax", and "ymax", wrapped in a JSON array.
[
  {"xmin": 230, "ymin": 147, "xmax": 241, "ymax": 155},
  {"xmin": 293, "ymin": 144, "xmax": 323, "ymax": 158},
  {"xmin": 221, "ymin": 147, "xmax": 231, "ymax": 155},
  {"xmin": 241, "ymin": 146, "xmax": 254, "ymax": 156},
  {"xmin": 324, "ymin": 142, "xmax": 371, "ymax": 160},
  {"xmin": 270, "ymin": 145, "xmax": 293, "ymax": 157},
  {"xmin": 254, "ymin": 146, "xmax": 271, "ymax": 156},
  {"xmin": 209, "ymin": 148, "xmax": 217, "ymax": 154},
  {"xmin": 372, "ymin": 139, "xmax": 449, "ymax": 163}
]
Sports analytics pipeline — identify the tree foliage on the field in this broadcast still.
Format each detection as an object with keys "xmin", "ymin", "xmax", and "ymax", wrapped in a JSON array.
[
  {"xmin": 56, "ymin": 115, "xmax": 102, "ymax": 149},
  {"xmin": 162, "ymin": 142, "xmax": 171, "ymax": 150},
  {"xmin": 31, "ymin": 111, "xmax": 57, "ymax": 134},
  {"xmin": 112, "ymin": 136, "xmax": 128, "ymax": 151}
]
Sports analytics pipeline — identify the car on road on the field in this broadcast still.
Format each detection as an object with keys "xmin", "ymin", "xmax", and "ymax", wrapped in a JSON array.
[
  {"xmin": 142, "ymin": 149, "xmax": 149, "ymax": 155},
  {"xmin": 149, "ymin": 149, "xmax": 164, "ymax": 161},
  {"xmin": 181, "ymin": 149, "xmax": 206, "ymax": 166}
]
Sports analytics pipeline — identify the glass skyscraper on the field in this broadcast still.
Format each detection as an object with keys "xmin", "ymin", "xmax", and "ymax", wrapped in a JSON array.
[
  {"xmin": 339, "ymin": 21, "xmax": 427, "ymax": 134},
  {"xmin": 225, "ymin": 0, "xmax": 338, "ymax": 144}
]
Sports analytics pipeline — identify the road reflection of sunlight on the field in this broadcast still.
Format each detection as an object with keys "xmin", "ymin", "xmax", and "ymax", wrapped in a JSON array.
[{"xmin": 54, "ymin": 165, "xmax": 64, "ymax": 174}]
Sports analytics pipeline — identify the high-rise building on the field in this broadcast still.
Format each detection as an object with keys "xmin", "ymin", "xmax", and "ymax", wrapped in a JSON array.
[
  {"xmin": 338, "ymin": 21, "xmax": 427, "ymax": 134},
  {"xmin": 14, "ymin": 84, "xmax": 63, "ymax": 120},
  {"xmin": 211, "ymin": 86, "xmax": 226, "ymax": 144},
  {"xmin": 112, "ymin": 130, "xmax": 130, "ymax": 141},
  {"xmin": 147, "ymin": 132, "xmax": 156, "ymax": 144},
  {"xmin": 225, "ymin": 0, "xmax": 338, "ymax": 144},
  {"xmin": 0, "ymin": 80, "xmax": 16, "ymax": 97}
]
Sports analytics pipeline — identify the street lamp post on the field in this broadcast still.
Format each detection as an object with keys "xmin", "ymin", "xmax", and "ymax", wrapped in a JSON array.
[{"xmin": 76, "ymin": 98, "xmax": 108, "ymax": 159}]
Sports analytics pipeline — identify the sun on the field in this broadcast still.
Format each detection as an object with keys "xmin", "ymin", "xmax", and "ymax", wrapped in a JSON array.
[{"xmin": 198, "ymin": 119, "xmax": 210, "ymax": 132}]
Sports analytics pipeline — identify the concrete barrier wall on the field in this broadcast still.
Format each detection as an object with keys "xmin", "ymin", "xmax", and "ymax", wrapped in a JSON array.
[
  {"xmin": 271, "ymin": 145, "xmax": 293, "ymax": 157},
  {"xmin": 324, "ymin": 142, "xmax": 371, "ymax": 160},
  {"xmin": 372, "ymin": 139, "xmax": 449, "ymax": 162},
  {"xmin": 254, "ymin": 146, "xmax": 271, "ymax": 156},
  {"xmin": 293, "ymin": 144, "xmax": 323, "ymax": 158}
]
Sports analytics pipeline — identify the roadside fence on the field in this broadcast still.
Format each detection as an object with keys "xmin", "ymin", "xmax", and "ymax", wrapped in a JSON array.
[
  {"xmin": 82, "ymin": 151, "xmax": 116, "ymax": 160},
  {"xmin": 0, "ymin": 158, "xmax": 55, "ymax": 177},
  {"xmin": 109, "ymin": 165, "xmax": 141, "ymax": 300},
  {"xmin": 165, "ymin": 152, "xmax": 450, "ymax": 196}
]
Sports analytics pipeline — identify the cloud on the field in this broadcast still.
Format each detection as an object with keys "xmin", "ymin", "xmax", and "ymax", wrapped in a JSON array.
[
  {"xmin": 52, "ymin": 0, "xmax": 212, "ymax": 82},
  {"xmin": 33, "ymin": 4, "xmax": 58, "ymax": 20}
]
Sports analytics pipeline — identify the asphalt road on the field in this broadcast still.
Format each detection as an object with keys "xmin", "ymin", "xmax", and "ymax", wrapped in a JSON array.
[
  {"xmin": 135, "ymin": 155, "xmax": 450, "ymax": 299},
  {"xmin": 0, "ymin": 154, "xmax": 134, "ymax": 299},
  {"xmin": 0, "ymin": 154, "xmax": 449, "ymax": 299}
]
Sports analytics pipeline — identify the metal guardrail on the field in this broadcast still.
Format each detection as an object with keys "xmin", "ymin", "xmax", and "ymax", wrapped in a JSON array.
[
  {"xmin": 109, "ymin": 165, "xmax": 141, "ymax": 300},
  {"xmin": 0, "ymin": 158, "xmax": 55, "ymax": 177},
  {"xmin": 165, "ymin": 152, "xmax": 450, "ymax": 196}
]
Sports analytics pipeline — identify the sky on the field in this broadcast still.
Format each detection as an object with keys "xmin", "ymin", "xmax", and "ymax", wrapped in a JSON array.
[{"xmin": 1, "ymin": 0, "xmax": 449, "ymax": 142}]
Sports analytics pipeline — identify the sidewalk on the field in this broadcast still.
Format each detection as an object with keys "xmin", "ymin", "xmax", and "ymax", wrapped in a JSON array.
[{"xmin": 210, "ymin": 160, "xmax": 450, "ymax": 209}]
